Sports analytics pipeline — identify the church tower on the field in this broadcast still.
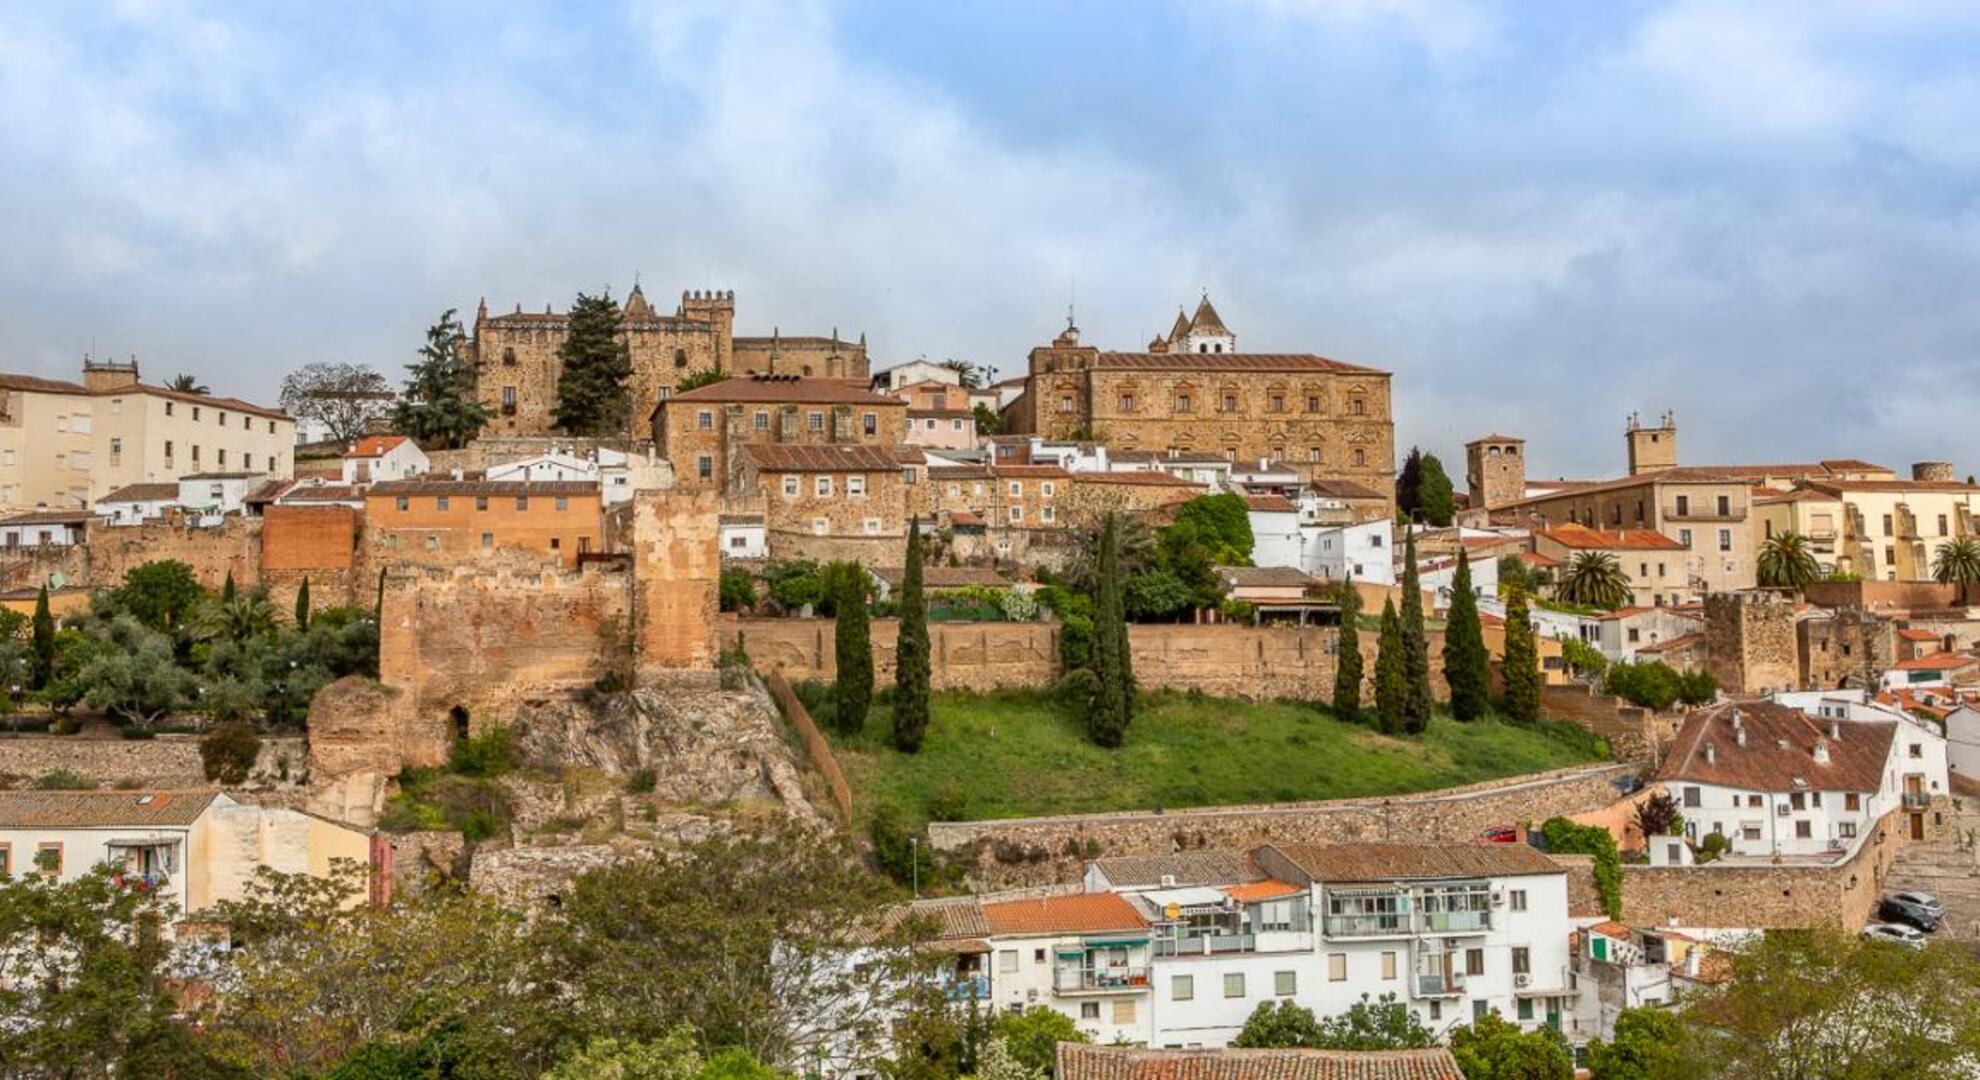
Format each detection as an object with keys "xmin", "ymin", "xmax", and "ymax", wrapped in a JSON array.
[{"xmin": 1174, "ymin": 294, "xmax": 1236, "ymax": 354}]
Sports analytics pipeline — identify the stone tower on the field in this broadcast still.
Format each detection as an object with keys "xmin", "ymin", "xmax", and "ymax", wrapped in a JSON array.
[
  {"xmin": 1626, "ymin": 411, "xmax": 1678, "ymax": 476},
  {"xmin": 1705, "ymin": 591, "xmax": 1798, "ymax": 694},
  {"xmin": 1913, "ymin": 461, "xmax": 1955, "ymax": 483},
  {"xmin": 1465, "ymin": 434, "xmax": 1527, "ymax": 512},
  {"xmin": 1173, "ymin": 294, "xmax": 1236, "ymax": 355}
]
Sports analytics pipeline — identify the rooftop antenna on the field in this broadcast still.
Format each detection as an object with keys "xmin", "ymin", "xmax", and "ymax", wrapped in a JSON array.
[{"xmin": 1067, "ymin": 274, "xmax": 1077, "ymax": 331}]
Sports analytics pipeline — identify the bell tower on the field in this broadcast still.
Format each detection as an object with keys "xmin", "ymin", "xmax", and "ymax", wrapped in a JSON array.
[{"xmin": 1626, "ymin": 410, "xmax": 1677, "ymax": 476}]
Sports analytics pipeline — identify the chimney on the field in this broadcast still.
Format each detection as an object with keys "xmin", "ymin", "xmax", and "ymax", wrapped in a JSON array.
[
  {"xmin": 1827, "ymin": 719, "xmax": 1841, "ymax": 741},
  {"xmin": 451, "ymin": 468, "xmax": 463, "ymax": 481},
  {"xmin": 1704, "ymin": 743, "xmax": 1716, "ymax": 765},
  {"xmin": 1813, "ymin": 737, "xmax": 1831, "ymax": 765}
]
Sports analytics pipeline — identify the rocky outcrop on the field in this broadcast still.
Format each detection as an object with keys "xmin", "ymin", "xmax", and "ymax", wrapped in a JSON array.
[
  {"xmin": 306, "ymin": 677, "xmax": 450, "ymax": 778},
  {"xmin": 510, "ymin": 679, "xmax": 817, "ymax": 820}
]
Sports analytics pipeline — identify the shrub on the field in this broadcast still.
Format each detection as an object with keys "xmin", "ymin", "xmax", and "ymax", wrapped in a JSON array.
[
  {"xmin": 1603, "ymin": 660, "xmax": 1700, "ymax": 711},
  {"xmin": 449, "ymin": 724, "xmax": 518, "ymax": 778},
  {"xmin": 719, "ymin": 569, "xmax": 757, "ymax": 613},
  {"xmin": 32, "ymin": 768, "xmax": 95, "ymax": 791},
  {"xmin": 626, "ymin": 768, "xmax": 658, "ymax": 794},
  {"xmin": 868, "ymin": 802, "xmax": 929, "ymax": 885},
  {"xmin": 199, "ymin": 721, "xmax": 262, "ymax": 785},
  {"xmin": 926, "ymin": 781, "xmax": 967, "ymax": 822},
  {"xmin": 1696, "ymin": 831, "xmax": 1730, "ymax": 864},
  {"xmin": 1543, "ymin": 817, "xmax": 1622, "ymax": 919}
]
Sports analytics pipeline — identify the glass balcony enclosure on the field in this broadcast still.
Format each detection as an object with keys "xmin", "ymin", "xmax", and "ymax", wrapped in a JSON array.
[
  {"xmin": 1323, "ymin": 882, "xmax": 1493, "ymax": 939},
  {"xmin": 1054, "ymin": 937, "xmax": 1152, "ymax": 993},
  {"xmin": 1146, "ymin": 892, "xmax": 1311, "ymax": 957}
]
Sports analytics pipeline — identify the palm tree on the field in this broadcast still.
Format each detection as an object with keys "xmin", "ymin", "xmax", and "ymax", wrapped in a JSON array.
[
  {"xmin": 168, "ymin": 373, "xmax": 209, "ymax": 394},
  {"xmin": 198, "ymin": 593, "xmax": 276, "ymax": 645},
  {"xmin": 1933, "ymin": 537, "xmax": 1980, "ymax": 587},
  {"xmin": 1757, "ymin": 531, "xmax": 1822, "ymax": 591},
  {"xmin": 1556, "ymin": 551, "xmax": 1632, "ymax": 610}
]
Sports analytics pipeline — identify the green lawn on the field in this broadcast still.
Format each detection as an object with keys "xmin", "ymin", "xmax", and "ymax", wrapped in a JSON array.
[{"xmin": 823, "ymin": 690, "xmax": 1605, "ymax": 825}]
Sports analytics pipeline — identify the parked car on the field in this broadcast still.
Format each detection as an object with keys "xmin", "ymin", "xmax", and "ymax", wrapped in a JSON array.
[
  {"xmin": 1480, "ymin": 825, "xmax": 1519, "ymax": 844},
  {"xmin": 1860, "ymin": 923, "xmax": 1927, "ymax": 951},
  {"xmin": 1878, "ymin": 891, "xmax": 1944, "ymax": 931}
]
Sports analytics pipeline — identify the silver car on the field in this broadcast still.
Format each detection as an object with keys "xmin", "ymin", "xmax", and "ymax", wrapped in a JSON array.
[{"xmin": 1861, "ymin": 922, "xmax": 1927, "ymax": 950}]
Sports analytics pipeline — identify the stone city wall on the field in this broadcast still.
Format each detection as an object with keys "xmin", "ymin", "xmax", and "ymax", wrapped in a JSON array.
[
  {"xmin": 1805, "ymin": 580, "xmax": 1980, "ymax": 615},
  {"xmin": 0, "ymin": 733, "xmax": 306, "ymax": 789},
  {"xmin": 927, "ymin": 763, "xmax": 1636, "ymax": 888},
  {"xmin": 1614, "ymin": 810, "xmax": 1906, "ymax": 931},
  {"xmin": 1538, "ymin": 684, "xmax": 1680, "ymax": 764}
]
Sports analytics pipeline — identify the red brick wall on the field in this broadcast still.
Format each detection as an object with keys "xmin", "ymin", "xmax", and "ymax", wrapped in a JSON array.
[{"xmin": 261, "ymin": 505, "xmax": 357, "ymax": 571}]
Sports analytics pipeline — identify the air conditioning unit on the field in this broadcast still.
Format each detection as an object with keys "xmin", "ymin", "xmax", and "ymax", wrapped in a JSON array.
[
  {"xmin": 1160, "ymin": 875, "xmax": 1178, "ymax": 888},
  {"xmin": 1776, "ymin": 804, "xmax": 1791, "ymax": 816},
  {"xmin": 1026, "ymin": 989, "xmax": 1038, "ymax": 1001},
  {"xmin": 1514, "ymin": 973, "xmax": 1531, "ymax": 988},
  {"xmin": 1490, "ymin": 891, "xmax": 1505, "ymax": 906}
]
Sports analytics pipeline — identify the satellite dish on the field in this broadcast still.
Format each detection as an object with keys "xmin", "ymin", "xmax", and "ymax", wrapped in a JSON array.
[{"xmin": 1164, "ymin": 902, "xmax": 1182, "ymax": 920}]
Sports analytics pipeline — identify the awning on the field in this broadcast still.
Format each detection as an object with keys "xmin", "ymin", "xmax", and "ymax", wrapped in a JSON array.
[
  {"xmin": 1141, "ymin": 886, "xmax": 1227, "ymax": 908},
  {"xmin": 1081, "ymin": 936, "xmax": 1150, "ymax": 947},
  {"xmin": 104, "ymin": 837, "xmax": 179, "ymax": 847}
]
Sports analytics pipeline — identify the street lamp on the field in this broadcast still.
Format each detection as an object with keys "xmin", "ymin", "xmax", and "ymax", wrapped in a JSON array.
[{"xmin": 909, "ymin": 837, "xmax": 919, "ymax": 898}]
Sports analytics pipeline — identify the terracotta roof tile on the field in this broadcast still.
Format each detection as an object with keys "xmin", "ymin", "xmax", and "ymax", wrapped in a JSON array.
[
  {"xmin": 742, "ymin": 444, "xmax": 903, "ymax": 473},
  {"xmin": 1266, "ymin": 842, "xmax": 1564, "ymax": 884},
  {"xmin": 1244, "ymin": 494, "xmax": 1297, "ymax": 513},
  {"xmin": 1635, "ymin": 632, "xmax": 1705, "ymax": 655},
  {"xmin": 1222, "ymin": 880, "xmax": 1304, "ymax": 903},
  {"xmin": 347, "ymin": 435, "xmax": 410, "ymax": 458},
  {"xmin": 0, "ymin": 790, "xmax": 219, "ymax": 828},
  {"xmin": 1898, "ymin": 628, "xmax": 1940, "ymax": 642},
  {"xmin": 1089, "ymin": 352, "xmax": 1387, "ymax": 376},
  {"xmin": 367, "ymin": 479, "xmax": 598, "ymax": 497},
  {"xmin": 981, "ymin": 892, "xmax": 1149, "ymax": 936},
  {"xmin": 98, "ymin": 483, "xmax": 181, "ymax": 503},
  {"xmin": 0, "ymin": 510, "xmax": 91, "ymax": 526},
  {"xmin": 1308, "ymin": 479, "xmax": 1387, "ymax": 500},
  {"xmin": 0, "ymin": 372, "xmax": 89, "ymax": 394},
  {"xmin": 1656, "ymin": 701, "xmax": 1893, "ymax": 793},
  {"xmin": 1891, "ymin": 652, "xmax": 1979, "ymax": 672},
  {"xmin": 1073, "ymin": 472, "xmax": 1207, "ymax": 488},
  {"xmin": 1218, "ymin": 565, "xmax": 1318, "ymax": 589},
  {"xmin": 1056, "ymin": 1045, "xmax": 1462, "ymax": 1080},
  {"xmin": 668, "ymin": 374, "xmax": 903, "ymax": 406},
  {"xmin": 1538, "ymin": 523, "xmax": 1687, "ymax": 551}
]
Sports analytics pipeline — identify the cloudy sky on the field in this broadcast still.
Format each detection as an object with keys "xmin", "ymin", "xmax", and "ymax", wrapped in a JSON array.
[{"xmin": 3, "ymin": 0, "xmax": 1978, "ymax": 477}]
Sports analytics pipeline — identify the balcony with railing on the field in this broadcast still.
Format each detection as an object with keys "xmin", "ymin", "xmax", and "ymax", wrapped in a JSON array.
[
  {"xmin": 1153, "ymin": 932, "xmax": 1257, "ymax": 956},
  {"xmin": 1053, "ymin": 965, "xmax": 1152, "ymax": 994},
  {"xmin": 1322, "ymin": 883, "xmax": 1493, "ymax": 940},
  {"xmin": 1322, "ymin": 913, "xmax": 1410, "ymax": 939},
  {"xmin": 1419, "ymin": 909, "xmax": 1492, "ymax": 934},
  {"xmin": 1414, "ymin": 970, "xmax": 1465, "ymax": 997},
  {"xmin": 1903, "ymin": 791, "xmax": 1932, "ymax": 810},
  {"xmin": 945, "ymin": 975, "xmax": 991, "ymax": 1003}
]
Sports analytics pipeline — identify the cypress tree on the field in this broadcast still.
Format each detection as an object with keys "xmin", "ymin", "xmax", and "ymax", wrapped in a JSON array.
[
  {"xmin": 1396, "ymin": 447, "xmax": 1424, "ymax": 519},
  {"xmin": 295, "ymin": 577, "xmax": 311, "ymax": 631},
  {"xmin": 393, "ymin": 309, "xmax": 490, "ymax": 449},
  {"xmin": 832, "ymin": 564, "xmax": 873, "ymax": 735},
  {"xmin": 1089, "ymin": 514, "xmax": 1133, "ymax": 748},
  {"xmin": 892, "ymin": 519, "xmax": 931, "ymax": 753},
  {"xmin": 1501, "ymin": 581, "xmax": 1543, "ymax": 724},
  {"xmin": 553, "ymin": 291, "xmax": 634, "ymax": 436},
  {"xmin": 1331, "ymin": 580, "xmax": 1363, "ymax": 720},
  {"xmin": 1417, "ymin": 454, "xmax": 1456, "ymax": 527},
  {"xmin": 1374, "ymin": 599, "xmax": 1407, "ymax": 736},
  {"xmin": 1442, "ymin": 551, "xmax": 1489, "ymax": 721},
  {"xmin": 1399, "ymin": 528, "xmax": 1432, "ymax": 733},
  {"xmin": 221, "ymin": 571, "xmax": 237, "ymax": 604},
  {"xmin": 29, "ymin": 585, "xmax": 54, "ymax": 691}
]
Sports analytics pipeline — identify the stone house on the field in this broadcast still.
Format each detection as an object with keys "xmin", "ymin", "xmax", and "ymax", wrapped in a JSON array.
[
  {"xmin": 1502, "ymin": 472, "xmax": 1758, "ymax": 597},
  {"xmin": 1758, "ymin": 478, "xmax": 1980, "ymax": 582},
  {"xmin": 737, "ymin": 443, "xmax": 909, "ymax": 562},
  {"xmin": 1531, "ymin": 524, "xmax": 1693, "ymax": 607},
  {"xmin": 466, "ymin": 285, "xmax": 868, "ymax": 438},
  {"xmin": 898, "ymin": 380, "xmax": 980, "ymax": 451},
  {"xmin": 1062, "ymin": 472, "xmax": 1209, "ymax": 525},
  {"xmin": 1002, "ymin": 298, "xmax": 1395, "ymax": 507},
  {"xmin": 365, "ymin": 478, "xmax": 604, "ymax": 569},
  {"xmin": 655, "ymin": 375, "xmax": 907, "ymax": 494},
  {"xmin": 0, "ymin": 790, "xmax": 376, "ymax": 921}
]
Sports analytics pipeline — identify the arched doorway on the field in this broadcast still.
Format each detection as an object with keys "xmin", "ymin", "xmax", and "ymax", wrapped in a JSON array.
[{"xmin": 449, "ymin": 705, "xmax": 470, "ymax": 742}]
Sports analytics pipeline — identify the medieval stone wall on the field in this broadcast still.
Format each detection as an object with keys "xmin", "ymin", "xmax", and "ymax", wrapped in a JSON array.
[
  {"xmin": 925, "ymin": 763, "xmax": 1635, "ymax": 888},
  {"xmin": 1705, "ymin": 591, "xmax": 1797, "ymax": 694},
  {"xmin": 632, "ymin": 490, "xmax": 722, "ymax": 673},
  {"xmin": 1614, "ymin": 810, "xmax": 1906, "ymax": 930},
  {"xmin": 1805, "ymin": 580, "xmax": 1980, "ymax": 615},
  {"xmin": 0, "ymin": 733, "xmax": 305, "ymax": 789}
]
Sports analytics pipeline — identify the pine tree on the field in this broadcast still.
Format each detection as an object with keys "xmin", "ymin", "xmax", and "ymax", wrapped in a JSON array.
[
  {"xmin": 1089, "ymin": 514, "xmax": 1133, "ymax": 748},
  {"xmin": 294, "ymin": 577, "xmax": 311, "ymax": 631},
  {"xmin": 1416, "ymin": 454, "xmax": 1456, "ymax": 527},
  {"xmin": 553, "ymin": 291, "xmax": 634, "ymax": 437},
  {"xmin": 221, "ymin": 572, "xmax": 237, "ymax": 604},
  {"xmin": 1374, "ymin": 599, "xmax": 1407, "ymax": 736},
  {"xmin": 832, "ymin": 564, "xmax": 873, "ymax": 735},
  {"xmin": 1331, "ymin": 580, "xmax": 1363, "ymax": 720},
  {"xmin": 392, "ymin": 309, "xmax": 489, "ymax": 449},
  {"xmin": 29, "ymin": 585, "xmax": 54, "ymax": 691},
  {"xmin": 1399, "ymin": 528, "xmax": 1432, "ymax": 733},
  {"xmin": 1442, "ymin": 551, "xmax": 1490, "ymax": 721},
  {"xmin": 893, "ymin": 519, "xmax": 932, "ymax": 753},
  {"xmin": 1500, "ymin": 582, "xmax": 1543, "ymax": 724}
]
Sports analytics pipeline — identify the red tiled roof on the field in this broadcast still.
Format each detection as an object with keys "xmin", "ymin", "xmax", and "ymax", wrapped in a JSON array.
[
  {"xmin": 1636, "ymin": 632, "xmax": 1705, "ymax": 655},
  {"xmin": 1088, "ymin": 352, "xmax": 1389, "ymax": 376},
  {"xmin": 367, "ymin": 479, "xmax": 598, "ymax": 497},
  {"xmin": 0, "ymin": 372, "xmax": 88, "ymax": 394},
  {"xmin": 1308, "ymin": 479, "xmax": 1387, "ymax": 500},
  {"xmin": 1899, "ymin": 628, "xmax": 1940, "ymax": 642},
  {"xmin": 981, "ymin": 893, "xmax": 1149, "ymax": 936},
  {"xmin": 0, "ymin": 372, "xmax": 288, "ymax": 419},
  {"xmin": 667, "ymin": 374, "xmax": 903, "ymax": 406},
  {"xmin": 1265, "ymin": 842, "xmax": 1564, "ymax": 884},
  {"xmin": 1056, "ymin": 1045, "xmax": 1461, "ymax": 1080},
  {"xmin": 1538, "ymin": 523, "xmax": 1686, "ymax": 551},
  {"xmin": 1803, "ymin": 479, "xmax": 1980, "ymax": 495},
  {"xmin": 1519, "ymin": 551, "xmax": 1560, "ymax": 567},
  {"xmin": 98, "ymin": 483, "xmax": 180, "ymax": 503},
  {"xmin": 1656, "ymin": 701, "xmax": 1893, "ymax": 793},
  {"xmin": 347, "ymin": 435, "xmax": 409, "ymax": 458},
  {"xmin": 1075, "ymin": 472, "xmax": 1207, "ymax": 487},
  {"xmin": 1891, "ymin": 652, "xmax": 1979, "ymax": 672},
  {"xmin": 1588, "ymin": 920, "xmax": 1633, "ymax": 938},
  {"xmin": 1244, "ymin": 494, "xmax": 1297, "ymax": 513},
  {"xmin": 1222, "ymin": 880, "xmax": 1304, "ymax": 902},
  {"xmin": 743, "ymin": 444, "xmax": 903, "ymax": 473},
  {"xmin": 0, "ymin": 790, "xmax": 219, "ymax": 828}
]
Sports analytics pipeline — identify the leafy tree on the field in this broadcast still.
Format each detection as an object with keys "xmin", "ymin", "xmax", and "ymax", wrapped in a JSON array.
[
  {"xmin": 546, "ymin": 1029, "xmax": 705, "ymax": 1080},
  {"xmin": 720, "ymin": 569, "xmax": 758, "ymax": 612},
  {"xmin": 1542, "ymin": 817, "xmax": 1621, "ymax": 919},
  {"xmin": 1602, "ymin": 660, "xmax": 1711, "ymax": 711},
  {"xmin": 78, "ymin": 615, "xmax": 197, "ymax": 729},
  {"xmin": 1557, "ymin": 551, "xmax": 1632, "ymax": 610},
  {"xmin": 1683, "ymin": 928, "xmax": 1980, "ymax": 1080},
  {"xmin": 167, "ymin": 372, "xmax": 209, "ymax": 394},
  {"xmin": 894, "ymin": 519, "xmax": 932, "ymax": 753},
  {"xmin": 201, "ymin": 721, "xmax": 262, "ymax": 784},
  {"xmin": 1373, "ymin": 599, "xmax": 1407, "ymax": 735},
  {"xmin": 393, "ymin": 308, "xmax": 489, "ymax": 449},
  {"xmin": 991, "ymin": 1007, "xmax": 1089, "ymax": 1076},
  {"xmin": 676, "ymin": 367, "xmax": 730, "ymax": 392},
  {"xmin": 1398, "ymin": 529, "xmax": 1432, "ymax": 733},
  {"xmin": 1585, "ymin": 1007, "xmax": 1690, "ymax": 1080},
  {"xmin": 1416, "ymin": 453, "xmax": 1456, "ymax": 527},
  {"xmin": 1235, "ymin": 996, "xmax": 1431, "ymax": 1051},
  {"xmin": 1499, "ymin": 583, "xmax": 1542, "ymax": 724},
  {"xmin": 1631, "ymin": 790, "xmax": 1684, "ymax": 840},
  {"xmin": 0, "ymin": 868, "xmax": 246, "ymax": 1077},
  {"xmin": 554, "ymin": 291, "xmax": 634, "ymax": 436},
  {"xmin": 1166, "ymin": 493, "xmax": 1254, "ymax": 563},
  {"xmin": 831, "ymin": 563, "xmax": 873, "ymax": 735},
  {"xmin": 114, "ymin": 560, "xmax": 206, "ymax": 633},
  {"xmin": 1447, "ymin": 1013, "xmax": 1572, "ymax": 1079},
  {"xmin": 1087, "ymin": 514, "xmax": 1134, "ymax": 748},
  {"xmin": 199, "ymin": 590, "xmax": 277, "ymax": 646},
  {"xmin": 1331, "ymin": 581, "xmax": 1363, "ymax": 720},
  {"xmin": 1443, "ymin": 550, "xmax": 1490, "ymax": 721},
  {"xmin": 972, "ymin": 402, "xmax": 1002, "ymax": 436},
  {"xmin": 1933, "ymin": 536, "xmax": 1980, "ymax": 587},
  {"xmin": 1233, "ymin": 1000, "xmax": 1326, "ymax": 1048},
  {"xmin": 763, "ymin": 560, "xmax": 827, "ymax": 613},
  {"xmin": 29, "ymin": 584, "xmax": 54, "ymax": 690},
  {"xmin": 1757, "ymin": 531, "xmax": 1822, "ymax": 591},
  {"xmin": 279, "ymin": 362, "xmax": 393, "ymax": 444},
  {"xmin": 1559, "ymin": 635, "xmax": 1607, "ymax": 680},
  {"xmin": 975, "ymin": 1037, "xmax": 1043, "ymax": 1080},
  {"xmin": 939, "ymin": 358, "xmax": 987, "ymax": 389},
  {"xmin": 1498, "ymin": 553, "xmax": 1534, "ymax": 598}
]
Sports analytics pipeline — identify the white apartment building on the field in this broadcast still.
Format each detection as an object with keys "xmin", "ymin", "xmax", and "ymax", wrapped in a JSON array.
[
  {"xmin": 487, "ymin": 447, "xmax": 632, "ymax": 506},
  {"xmin": 1656, "ymin": 700, "xmax": 1948, "ymax": 859},
  {"xmin": 175, "ymin": 472, "xmax": 270, "ymax": 522},
  {"xmin": 1246, "ymin": 496, "xmax": 1303, "ymax": 570},
  {"xmin": 0, "ymin": 510, "xmax": 89, "ymax": 549},
  {"xmin": 95, "ymin": 482, "xmax": 181, "ymax": 526},
  {"xmin": 0, "ymin": 361, "xmax": 293, "ymax": 514},
  {"xmin": 980, "ymin": 893, "xmax": 1154, "ymax": 1045},
  {"xmin": 1305, "ymin": 519, "xmax": 1395, "ymax": 586}
]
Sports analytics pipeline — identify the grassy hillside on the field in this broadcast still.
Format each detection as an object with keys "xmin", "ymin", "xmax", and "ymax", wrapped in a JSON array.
[{"xmin": 819, "ymin": 689, "xmax": 1606, "ymax": 825}]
